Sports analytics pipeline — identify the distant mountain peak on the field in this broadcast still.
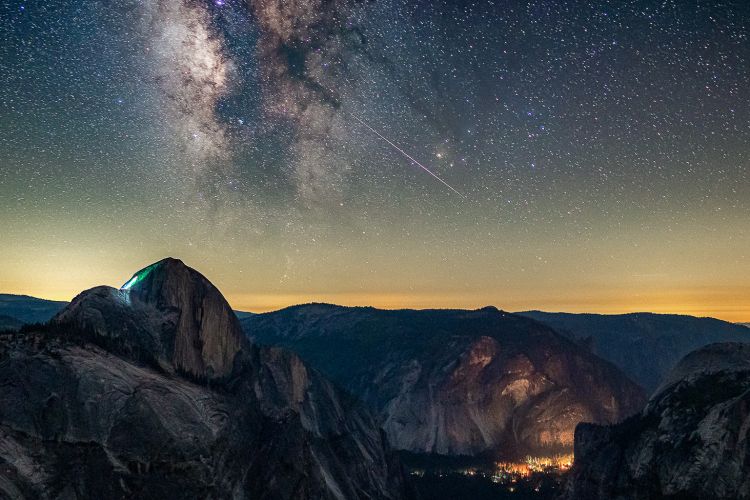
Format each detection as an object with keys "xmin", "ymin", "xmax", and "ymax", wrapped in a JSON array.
[
  {"xmin": 56, "ymin": 258, "xmax": 243, "ymax": 380},
  {"xmin": 476, "ymin": 305, "xmax": 501, "ymax": 313}
]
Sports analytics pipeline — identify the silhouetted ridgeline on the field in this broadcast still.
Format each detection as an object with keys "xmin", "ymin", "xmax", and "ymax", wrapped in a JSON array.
[
  {"xmin": 0, "ymin": 294, "xmax": 67, "ymax": 325},
  {"xmin": 520, "ymin": 311, "xmax": 750, "ymax": 393}
]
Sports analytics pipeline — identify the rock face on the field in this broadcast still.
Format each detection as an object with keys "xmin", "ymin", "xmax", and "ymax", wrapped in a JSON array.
[
  {"xmin": 520, "ymin": 311, "xmax": 750, "ymax": 393},
  {"xmin": 56, "ymin": 258, "xmax": 243, "ymax": 380},
  {"xmin": 242, "ymin": 304, "xmax": 646, "ymax": 457},
  {"xmin": 564, "ymin": 342, "xmax": 750, "ymax": 500},
  {"xmin": 0, "ymin": 259, "xmax": 409, "ymax": 500}
]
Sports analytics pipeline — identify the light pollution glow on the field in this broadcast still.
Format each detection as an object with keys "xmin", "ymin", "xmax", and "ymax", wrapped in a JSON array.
[{"xmin": 1, "ymin": 227, "xmax": 748, "ymax": 322}]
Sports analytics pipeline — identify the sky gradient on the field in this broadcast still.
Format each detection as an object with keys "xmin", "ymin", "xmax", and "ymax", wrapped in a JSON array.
[{"xmin": 1, "ymin": 0, "xmax": 748, "ymax": 321}]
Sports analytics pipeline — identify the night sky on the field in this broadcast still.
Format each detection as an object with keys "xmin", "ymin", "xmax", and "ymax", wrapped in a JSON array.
[{"xmin": 1, "ymin": 0, "xmax": 748, "ymax": 321}]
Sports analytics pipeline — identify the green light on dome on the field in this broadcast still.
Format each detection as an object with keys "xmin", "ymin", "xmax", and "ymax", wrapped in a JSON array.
[
  {"xmin": 121, "ymin": 275, "xmax": 139, "ymax": 290},
  {"xmin": 120, "ymin": 262, "xmax": 159, "ymax": 291}
]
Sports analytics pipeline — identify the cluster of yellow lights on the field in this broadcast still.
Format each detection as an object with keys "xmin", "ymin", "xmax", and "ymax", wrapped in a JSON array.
[{"xmin": 494, "ymin": 453, "xmax": 574, "ymax": 478}]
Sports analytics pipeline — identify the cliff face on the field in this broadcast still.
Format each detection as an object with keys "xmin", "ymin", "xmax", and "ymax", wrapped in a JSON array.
[
  {"xmin": 55, "ymin": 258, "xmax": 243, "ymax": 380},
  {"xmin": 0, "ymin": 259, "xmax": 409, "ymax": 500},
  {"xmin": 520, "ymin": 311, "xmax": 750, "ymax": 393},
  {"xmin": 243, "ymin": 304, "xmax": 646, "ymax": 457},
  {"xmin": 564, "ymin": 342, "xmax": 750, "ymax": 500}
]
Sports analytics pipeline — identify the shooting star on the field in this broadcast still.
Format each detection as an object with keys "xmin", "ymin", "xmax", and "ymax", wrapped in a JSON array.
[{"xmin": 349, "ymin": 113, "xmax": 466, "ymax": 198}]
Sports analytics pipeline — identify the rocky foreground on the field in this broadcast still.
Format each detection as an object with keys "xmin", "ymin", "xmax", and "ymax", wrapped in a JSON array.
[
  {"xmin": 0, "ymin": 258, "xmax": 410, "ymax": 499},
  {"xmin": 565, "ymin": 342, "xmax": 750, "ymax": 500}
]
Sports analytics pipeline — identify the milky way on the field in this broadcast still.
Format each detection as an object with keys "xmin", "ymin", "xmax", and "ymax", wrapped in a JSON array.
[
  {"xmin": 249, "ymin": 0, "xmax": 369, "ymax": 204},
  {"xmin": 143, "ymin": 1, "xmax": 232, "ymax": 166},
  {"xmin": 1, "ymin": 0, "xmax": 749, "ymax": 320}
]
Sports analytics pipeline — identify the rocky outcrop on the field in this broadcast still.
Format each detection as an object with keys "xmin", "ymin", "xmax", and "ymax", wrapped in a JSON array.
[
  {"xmin": 564, "ymin": 342, "xmax": 750, "ymax": 500},
  {"xmin": 520, "ymin": 311, "xmax": 750, "ymax": 393},
  {"xmin": 243, "ymin": 304, "xmax": 646, "ymax": 457},
  {"xmin": 0, "ymin": 259, "xmax": 410, "ymax": 500},
  {"xmin": 54, "ymin": 258, "xmax": 243, "ymax": 380}
]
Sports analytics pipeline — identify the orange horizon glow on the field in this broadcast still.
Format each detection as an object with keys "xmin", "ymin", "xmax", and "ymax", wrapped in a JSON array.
[
  {"xmin": 228, "ymin": 292, "xmax": 750, "ymax": 323},
  {"xmin": 3, "ymin": 285, "xmax": 748, "ymax": 323},
  {"xmin": 1, "ymin": 237, "xmax": 747, "ymax": 324}
]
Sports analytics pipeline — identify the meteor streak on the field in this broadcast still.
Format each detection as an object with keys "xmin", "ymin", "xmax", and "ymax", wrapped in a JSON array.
[{"xmin": 350, "ymin": 113, "xmax": 466, "ymax": 198}]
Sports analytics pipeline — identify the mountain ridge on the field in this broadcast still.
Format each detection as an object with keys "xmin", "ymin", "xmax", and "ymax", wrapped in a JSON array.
[
  {"xmin": 0, "ymin": 294, "xmax": 67, "ymax": 325},
  {"xmin": 519, "ymin": 310, "xmax": 750, "ymax": 392},
  {"xmin": 242, "ymin": 303, "xmax": 646, "ymax": 458}
]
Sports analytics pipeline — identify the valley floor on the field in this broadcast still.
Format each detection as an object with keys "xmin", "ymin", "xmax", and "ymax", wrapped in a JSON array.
[{"xmin": 402, "ymin": 452, "xmax": 570, "ymax": 500}]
